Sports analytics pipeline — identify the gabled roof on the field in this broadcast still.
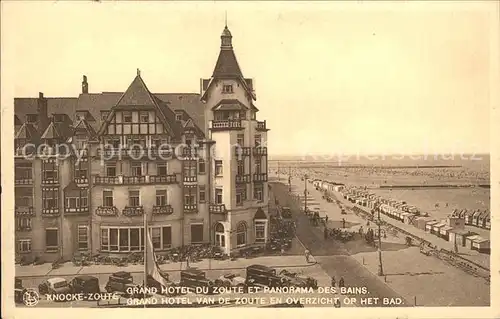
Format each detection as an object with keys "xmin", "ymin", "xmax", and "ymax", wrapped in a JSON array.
[
  {"xmin": 212, "ymin": 99, "xmax": 249, "ymax": 111},
  {"xmin": 41, "ymin": 122, "xmax": 62, "ymax": 139},
  {"xmin": 114, "ymin": 74, "xmax": 157, "ymax": 109},
  {"xmin": 14, "ymin": 114, "xmax": 22, "ymax": 126},
  {"xmin": 15, "ymin": 123, "xmax": 38, "ymax": 139},
  {"xmin": 73, "ymin": 118, "xmax": 97, "ymax": 138},
  {"xmin": 254, "ymin": 207, "xmax": 267, "ymax": 220}
]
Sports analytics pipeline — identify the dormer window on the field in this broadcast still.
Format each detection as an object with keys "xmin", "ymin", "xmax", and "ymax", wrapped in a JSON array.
[
  {"xmin": 222, "ymin": 85, "xmax": 233, "ymax": 94},
  {"xmin": 53, "ymin": 114, "xmax": 64, "ymax": 123},
  {"xmin": 101, "ymin": 111, "xmax": 109, "ymax": 121},
  {"xmin": 123, "ymin": 111, "xmax": 132, "ymax": 123},
  {"xmin": 27, "ymin": 114, "xmax": 38, "ymax": 123},
  {"xmin": 175, "ymin": 114, "xmax": 182, "ymax": 121}
]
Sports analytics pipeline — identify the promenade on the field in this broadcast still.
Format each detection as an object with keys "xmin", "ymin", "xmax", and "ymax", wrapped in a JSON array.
[{"xmin": 273, "ymin": 174, "xmax": 490, "ymax": 306}]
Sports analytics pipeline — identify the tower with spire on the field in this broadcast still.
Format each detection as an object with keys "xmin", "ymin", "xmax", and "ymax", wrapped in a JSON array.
[{"xmin": 200, "ymin": 23, "xmax": 270, "ymax": 255}]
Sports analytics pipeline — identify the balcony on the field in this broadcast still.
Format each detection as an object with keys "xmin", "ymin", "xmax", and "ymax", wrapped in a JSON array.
[
  {"xmin": 183, "ymin": 176, "xmax": 197, "ymax": 183},
  {"xmin": 236, "ymin": 174, "xmax": 251, "ymax": 184},
  {"xmin": 256, "ymin": 120, "xmax": 268, "ymax": 131},
  {"xmin": 93, "ymin": 174, "xmax": 177, "ymax": 185},
  {"xmin": 41, "ymin": 208, "xmax": 60, "ymax": 217},
  {"xmin": 209, "ymin": 204, "xmax": 227, "ymax": 215},
  {"xmin": 253, "ymin": 173, "xmax": 268, "ymax": 182},
  {"xmin": 253, "ymin": 146, "xmax": 268, "ymax": 156},
  {"xmin": 210, "ymin": 119, "xmax": 243, "ymax": 131},
  {"xmin": 180, "ymin": 147, "xmax": 199, "ymax": 159},
  {"xmin": 96, "ymin": 206, "xmax": 119, "ymax": 216},
  {"xmin": 96, "ymin": 147, "xmax": 173, "ymax": 159},
  {"xmin": 65, "ymin": 206, "xmax": 89, "ymax": 215},
  {"xmin": 16, "ymin": 225, "xmax": 32, "ymax": 232},
  {"xmin": 75, "ymin": 177, "xmax": 89, "ymax": 185},
  {"xmin": 15, "ymin": 206, "xmax": 35, "ymax": 217},
  {"xmin": 184, "ymin": 204, "xmax": 198, "ymax": 213},
  {"xmin": 153, "ymin": 205, "xmax": 174, "ymax": 215},
  {"xmin": 234, "ymin": 147, "xmax": 251, "ymax": 157},
  {"xmin": 41, "ymin": 178, "xmax": 59, "ymax": 186},
  {"xmin": 15, "ymin": 178, "xmax": 33, "ymax": 185},
  {"xmin": 122, "ymin": 206, "xmax": 144, "ymax": 217}
]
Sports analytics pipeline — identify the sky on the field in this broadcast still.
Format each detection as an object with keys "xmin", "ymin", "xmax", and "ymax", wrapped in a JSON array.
[{"xmin": 1, "ymin": 1, "xmax": 498, "ymax": 156}]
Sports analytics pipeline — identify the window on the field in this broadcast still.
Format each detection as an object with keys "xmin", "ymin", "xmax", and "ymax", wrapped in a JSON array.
[
  {"xmin": 185, "ymin": 138, "xmax": 192, "ymax": 146},
  {"xmin": 140, "ymin": 112, "xmax": 149, "ymax": 123},
  {"xmin": 237, "ymin": 222, "xmax": 247, "ymax": 247},
  {"xmin": 254, "ymin": 157, "xmax": 262, "ymax": 174},
  {"xmin": 131, "ymin": 162, "xmax": 142, "ymax": 176},
  {"xmin": 53, "ymin": 114, "xmax": 64, "ymax": 123},
  {"xmin": 254, "ymin": 134, "xmax": 261, "ymax": 147},
  {"xmin": 27, "ymin": 114, "xmax": 38, "ymax": 123},
  {"xmin": 123, "ymin": 111, "xmax": 132, "ymax": 123},
  {"xmin": 215, "ymin": 160, "xmax": 223, "ymax": 176},
  {"xmin": 156, "ymin": 190, "xmax": 167, "ymax": 206},
  {"xmin": 78, "ymin": 225, "xmax": 89, "ymax": 250},
  {"xmin": 184, "ymin": 187, "xmax": 197, "ymax": 205},
  {"xmin": 254, "ymin": 183, "xmax": 263, "ymax": 201},
  {"xmin": 215, "ymin": 188, "xmax": 223, "ymax": 204},
  {"xmin": 129, "ymin": 190, "xmax": 140, "ymax": 207},
  {"xmin": 175, "ymin": 113, "xmax": 182, "ymax": 121},
  {"xmin": 18, "ymin": 239, "xmax": 31, "ymax": 252},
  {"xmin": 42, "ymin": 188, "xmax": 58, "ymax": 209},
  {"xmin": 105, "ymin": 163, "xmax": 117, "ymax": 177},
  {"xmin": 198, "ymin": 160, "xmax": 206, "ymax": 174},
  {"xmin": 237, "ymin": 160, "xmax": 245, "ymax": 175},
  {"xmin": 16, "ymin": 217, "xmax": 32, "ymax": 230},
  {"xmin": 184, "ymin": 161, "xmax": 197, "ymax": 176},
  {"xmin": 15, "ymin": 162, "xmax": 32, "ymax": 180},
  {"xmin": 215, "ymin": 223, "xmax": 225, "ymax": 247},
  {"xmin": 15, "ymin": 188, "xmax": 33, "ymax": 207},
  {"xmin": 103, "ymin": 190, "xmax": 114, "ymax": 207},
  {"xmin": 42, "ymin": 162, "xmax": 58, "ymax": 182},
  {"xmin": 101, "ymin": 226, "xmax": 171, "ymax": 252},
  {"xmin": 237, "ymin": 134, "xmax": 244, "ymax": 146},
  {"xmin": 240, "ymin": 111, "xmax": 247, "ymax": 120},
  {"xmin": 75, "ymin": 161, "xmax": 88, "ymax": 178},
  {"xmin": 157, "ymin": 163, "xmax": 167, "ymax": 176},
  {"xmin": 255, "ymin": 221, "xmax": 266, "ymax": 243},
  {"xmin": 101, "ymin": 111, "xmax": 109, "ymax": 121},
  {"xmin": 199, "ymin": 186, "xmax": 206, "ymax": 203},
  {"xmin": 251, "ymin": 111, "xmax": 256, "ymax": 120},
  {"xmin": 45, "ymin": 229, "xmax": 59, "ymax": 252},
  {"xmin": 191, "ymin": 224, "xmax": 204, "ymax": 244},
  {"xmin": 236, "ymin": 185, "xmax": 246, "ymax": 206},
  {"xmin": 222, "ymin": 84, "xmax": 233, "ymax": 94}
]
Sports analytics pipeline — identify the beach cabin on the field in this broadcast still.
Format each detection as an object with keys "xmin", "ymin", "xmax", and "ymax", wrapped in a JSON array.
[
  {"xmin": 471, "ymin": 211, "xmax": 482, "ymax": 227},
  {"xmin": 464, "ymin": 210, "xmax": 475, "ymax": 225},
  {"xmin": 446, "ymin": 216, "xmax": 465, "ymax": 230},
  {"xmin": 484, "ymin": 212, "xmax": 491, "ymax": 230},
  {"xmin": 439, "ymin": 225, "xmax": 453, "ymax": 241},
  {"xmin": 448, "ymin": 229, "xmax": 472, "ymax": 247},
  {"xmin": 431, "ymin": 221, "xmax": 446, "ymax": 236},
  {"xmin": 416, "ymin": 217, "xmax": 435, "ymax": 231},
  {"xmin": 466, "ymin": 235, "xmax": 490, "ymax": 253},
  {"xmin": 478, "ymin": 211, "xmax": 489, "ymax": 229}
]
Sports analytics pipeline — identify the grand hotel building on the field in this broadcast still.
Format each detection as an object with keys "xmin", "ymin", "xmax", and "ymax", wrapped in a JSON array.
[{"xmin": 14, "ymin": 25, "xmax": 269, "ymax": 261}]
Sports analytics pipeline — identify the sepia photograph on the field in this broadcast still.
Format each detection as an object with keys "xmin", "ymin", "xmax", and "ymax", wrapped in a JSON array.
[{"xmin": 1, "ymin": 0, "xmax": 499, "ymax": 316}]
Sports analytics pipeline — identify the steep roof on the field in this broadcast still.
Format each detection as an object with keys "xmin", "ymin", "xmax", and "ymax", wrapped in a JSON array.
[
  {"xmin": 212, "ymin": 49, "xmax": 244, "ymax": 78},
  {"xmin": 41, "ymin": 122, "xmax": 62, "ymax": 139},
  {"xmin": 15, "ymin": 123, "xmax": 38, "ymax": 139},
  {"xmin": 114, "ymin": 74, "xmax": 157, "ymax": 109}
]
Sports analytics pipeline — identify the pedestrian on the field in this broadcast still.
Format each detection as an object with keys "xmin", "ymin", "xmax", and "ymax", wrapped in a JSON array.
[
  {"xmin": 334, "ymin": 299, "xmax": 341, "ymax": 308},
  {"xmin": 281, "ymin": 245, "xmax": 285, "ymax": 255},
  {"xmin": 324, "ymin": 227, "xmax": 328, "ymax": 240},
  {"xmin": 325, "ymin": 215, "xmax": 329, "ymax": 224},
  {"xmin": 342, "ymin": 218, "xmax": 346, "ymax": 229},
  {"xmin": 331, "ymin": 276, "xmax": 336, "ymax": 287},
  {"xmin": 339, "ymin": 277, "xmax": 345, "ymax": 288},
  {"xmin": 185, "ymin": 255, "xmax": 190, "ymax": 269},
  {"xmin": 304, "ymin": 249, "xmax": 311, "ymax": 263}
]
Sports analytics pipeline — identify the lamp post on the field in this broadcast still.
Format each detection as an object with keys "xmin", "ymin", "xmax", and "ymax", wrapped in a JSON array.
[
  {"xmin": 304, "ymin": 174, "xmax": 308, "ymax": 213},
  {"xmin": 376, "ymin": 203, "xmax": 384, "ymax": 276}
]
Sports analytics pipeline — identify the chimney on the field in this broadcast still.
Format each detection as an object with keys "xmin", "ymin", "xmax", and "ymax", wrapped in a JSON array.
[
  {"xmin": 82, "ymin": 75, "xmax": 89, "ymax": 94},
  {"xmin": 37, "ymin": 92, "xmax": 49, "ymax": 134}
]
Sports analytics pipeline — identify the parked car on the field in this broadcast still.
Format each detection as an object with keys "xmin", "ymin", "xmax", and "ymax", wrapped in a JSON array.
[
  {"xmin": 15, "ymin": 277, "xmax": 26, "ymax": 304},
  {"xmin": 105, "ymin": 271, "xmax": 137, "ymax": 296},
  {"xmin": 38, "ymin": 277, "xmax": 72, "ymax": 295},
  {"xmin": 180, "ymin": 269, "xmax": 216, "ymax": 294},
  {"xmin": 215, "ymin": 273, "xmax": 246, "ymax": 288},
  {"xmin": 279, "ymin": 270, "xmax": 318, "ymax": 289},
  {"xmin": 70, "ymin": 275, "xmax": 100, "ymax": 294},
  {"xmin": 246, "ymin": 264, "xmax": 284, "ymax": 288}
]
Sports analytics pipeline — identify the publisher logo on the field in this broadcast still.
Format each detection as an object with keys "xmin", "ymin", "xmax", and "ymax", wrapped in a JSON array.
[{"xmin": 23, "ymin": 289, "xmax": 40, "ymax": 307}]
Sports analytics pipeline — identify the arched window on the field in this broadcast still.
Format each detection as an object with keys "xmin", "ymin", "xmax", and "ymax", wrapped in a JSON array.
[
  {"xmin": 214, "ymin": 223, "xmax": 225, "ymax": 247},
  {"xmin": 236, "ymin": 222, "xmax": 247, "ymax": 247}
]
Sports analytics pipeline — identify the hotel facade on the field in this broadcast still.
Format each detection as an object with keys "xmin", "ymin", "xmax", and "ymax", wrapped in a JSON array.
[{"xmin": 14, "ymin": 25, "xmax": 270, "ymax": 261}]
